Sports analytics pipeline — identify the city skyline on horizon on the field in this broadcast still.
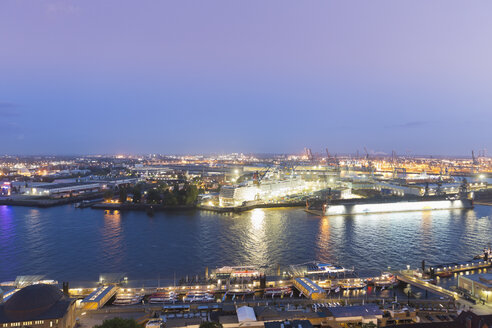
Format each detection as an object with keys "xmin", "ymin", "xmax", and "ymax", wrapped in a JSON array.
[
  {"xmin": 2, "ymin": 1, "xmax": 492, "ymax": 155},
  {"xmin": 0, "ymin": 149, "xmax": 488, "ymax": 159}
]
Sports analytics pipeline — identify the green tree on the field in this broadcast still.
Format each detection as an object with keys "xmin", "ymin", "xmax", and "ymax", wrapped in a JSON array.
[
  {"xmin": 156, "ymin": 182, "xmax": 169, "ymax": 194},
  {"xmin": 199, "ymin": 322, "xmax": 223, "ymax": 328},
  {"xmin": 94, "ymin": 317, "xmax": 139, "ymax": 328},
  {"xmin": 162, "ymin": 189, "xmax": 178, "ymax": 206},
  {"xmin": 184, "ymin": 185, "xmax": 199, "ymax": 205},
  {"xmin": 118, "ymin": 188, "xmax": 128, "ymax": 203},
  {"xmin": 103, "ymin": 189, "xmax": 114, "ymax": 202},
  {"xmin": 132, "ymin": 188, "xmax": 142, "ymax": 203},
  {"xmin": 146, "ymin": 188, "xmax": 162, "ymax": 204}
]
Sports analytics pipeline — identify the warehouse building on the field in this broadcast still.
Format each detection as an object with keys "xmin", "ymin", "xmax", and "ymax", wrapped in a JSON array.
[
  {"xmin": 22, "ymin": 182, "xmax": 102, "ymax": 198},
  {"xmin": 458, "ymin": 273, "xmax": 492, "ymax": 303},
  {"xmin": 80, "ymin": 285, "xmax": 118, "ymax": 310},
  {"xmin": 293, "ymin": 278, "xmax": 325, "ymax": 300}
]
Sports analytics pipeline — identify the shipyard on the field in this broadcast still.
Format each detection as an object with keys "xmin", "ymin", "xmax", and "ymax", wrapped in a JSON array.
[{"xmin": 1, "ymin": 150, "xmax": 491, "ymax": 214}]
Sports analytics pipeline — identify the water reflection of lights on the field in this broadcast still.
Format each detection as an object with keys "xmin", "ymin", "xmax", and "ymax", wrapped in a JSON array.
[
  {"xmin": 102, "ymin": 210, "xmax": 124, "ymax": 267},
  {"xmin": 0, "ymin": 205, "xmax": 14, "ymax": 250},
  {"xmin": 246, "ymin": 208, "xmax": 268, "ymax": 266},
  {"xmin": 316, "ymin": 217, "xmax": 331, "ymax": 260},
  {"xmin": 250, "ymin": 208, "xmax": 265, "ymax": 230},
  {"xmin": 421, "ymin": 210, "xmax": 432, "ymax": 230}
]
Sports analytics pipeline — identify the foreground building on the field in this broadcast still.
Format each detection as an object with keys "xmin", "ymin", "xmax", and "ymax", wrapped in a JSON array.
[
  {"xmin": 386, "ymin": 311, "xmax": 492, "ymax": 328},
  {"xmin": 0, "ymin": 284, "xmax": 76, "ymax": 328},
  {"xmin": 458, "ymin": 273, "xmax": 492, "ymax": 303}
]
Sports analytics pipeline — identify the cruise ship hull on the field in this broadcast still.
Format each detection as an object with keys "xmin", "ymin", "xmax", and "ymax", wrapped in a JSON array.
[{"xmin": 323, "ymin": 199, "xmax": 472, "ymax": 216}]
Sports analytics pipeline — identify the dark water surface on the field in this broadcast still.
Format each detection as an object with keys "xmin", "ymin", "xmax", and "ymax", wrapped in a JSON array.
[{"xmin": 1, "ymin": 205, "xmax": 492, "ymax": 282}]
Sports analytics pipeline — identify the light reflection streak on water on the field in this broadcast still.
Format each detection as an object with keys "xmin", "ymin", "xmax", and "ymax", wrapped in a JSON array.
[
  {"xmin": 421, "ymin": 210, "xmax": 432, "ymax": 248},
  {"xmin": 0, "ymin": 206, "xmax": 14, "ymax": 246},
  {"xmin": 246, "ymin": 208, "xmax": 268, "ymax": 267},
  {"xmin": 101, "ymin": 210, "xmax": 124, "ymax": 268},
  {"xmin": 0, "ymin": 206, "xmax": 15, "ymax": 277},
  {"xmin": 316, "ymin": 216, "xmax": 331, "ymax": 262}
]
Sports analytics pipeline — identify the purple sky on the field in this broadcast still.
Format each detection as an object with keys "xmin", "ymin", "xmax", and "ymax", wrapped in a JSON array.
[{"xmin": 1, "ymin": 1, "xmax": 492, "ymax": 156}]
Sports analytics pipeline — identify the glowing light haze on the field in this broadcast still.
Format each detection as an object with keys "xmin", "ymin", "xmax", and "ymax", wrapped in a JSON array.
[{"xmin": 1, "ymin": 1, "xmax": 491, "ymax": 155}]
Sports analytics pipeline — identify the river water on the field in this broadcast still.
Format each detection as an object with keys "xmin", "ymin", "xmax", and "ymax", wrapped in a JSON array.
[{"xmin": 1, "ymin": 204, "xmax": 492, "ymax": 282}]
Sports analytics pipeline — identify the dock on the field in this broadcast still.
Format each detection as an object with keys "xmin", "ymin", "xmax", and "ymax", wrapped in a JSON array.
[
  {"xmin": 396, "ymin": 272, "xmax": 458, "ymax": 299},
  {"xmin": 428, "ymin": 259, "xmax": 492, "ymax": 275}
]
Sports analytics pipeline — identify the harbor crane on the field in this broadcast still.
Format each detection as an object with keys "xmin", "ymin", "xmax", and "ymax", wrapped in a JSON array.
[
  {"xmin": 304, "ymin": 148, "xmax": 313, "ymax": 161},
  {"xmin": 472, "ymin": 150, "xmax": 480, "ymax": 165}
]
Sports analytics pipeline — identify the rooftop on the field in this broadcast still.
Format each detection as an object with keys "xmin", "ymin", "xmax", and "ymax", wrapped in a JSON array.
[
  {"xmin": 32, "ymin": 182, "xmax": 101, "ymax": 190},
  {"xmin": 461, "ymin": 273, "xmax": 492, "ymax": 287},
  {"xmin": 264, "ymin": 320, "xmax": 313, "ymax": 328},
  {"xmin": 0, "ymin": 284, "xmax": 73, "ymax": 323},
  {"xmin": 325, "ymin": 304, "xmax": 383, "ymax": 318}
]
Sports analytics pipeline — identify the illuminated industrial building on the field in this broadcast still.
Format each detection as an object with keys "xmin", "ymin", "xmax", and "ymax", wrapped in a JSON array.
[{"xmin": 219, "ymin": 176, "xmax": 328, "ymax": 207}]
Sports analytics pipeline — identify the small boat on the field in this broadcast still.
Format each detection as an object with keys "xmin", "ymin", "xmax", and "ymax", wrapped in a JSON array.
[
  {"xmin": 338, "ymin": 278, "xmax": 366, "ymax": 290},
  {"xmin": 306, "ymin": 262, "xmax": 355, "ymax": 275},
  {"xmin": 370, "ymin": 272, "xmax": 398, "ymax": 288},
  {"xmin": 183, "ymin": 291, "xmax": 214, "ymax": 303},
  {"xmin": 113, "ymin": 293, "xmax": 144, "ymax": 306},
  {"xmin": 148, "ymin": 292, "xmax": 177, "ymax": 304},
  {"xmin": 436, "ymin": 271, "xmax": 453, "ymax": 278}
]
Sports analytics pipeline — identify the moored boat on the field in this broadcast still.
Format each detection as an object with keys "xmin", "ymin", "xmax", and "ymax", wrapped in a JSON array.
[
  {"xmin": 113, "ymin": 293, "xmax": 144, "ymax": 306},
  {"xmin": 338, "ymin": 278, "xmax": 366, "ymax": 290},
  {"xmin": 183, "ymin": 291, "xmax": 214, "ymax": 302},
  {"xmin": 148, "ymin": 291, "xmax": 177, "ymax": 304},
  {"xmin": 369, "ymin": 272, "xmax": 398, "ymax": 288},
  {"xmin": 436, "ymin": 271, "xmax": 453, "ymax": 278}
]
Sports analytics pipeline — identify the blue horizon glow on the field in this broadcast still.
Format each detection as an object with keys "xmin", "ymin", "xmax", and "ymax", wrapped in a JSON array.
[{"xmin": 1, "ymin": 1, "xmax": 492, "ymax": 156}]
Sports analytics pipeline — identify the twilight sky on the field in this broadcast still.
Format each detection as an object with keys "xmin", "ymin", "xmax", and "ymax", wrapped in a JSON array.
[{"xmin": 1, "ymin": 1, "xmax": 492, "ymax": 156}]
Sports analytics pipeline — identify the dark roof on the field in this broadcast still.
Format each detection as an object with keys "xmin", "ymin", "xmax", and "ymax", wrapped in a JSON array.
[
  {"xmin": 264, "ymin": 320, "xmax": 313, "ymax": 328},
  {"xmin": 254, "ymin": 306, "xmax": 279, "ymax": 318},
  {"xmin": 35, "ymin": 182, "xmax": 100, "ymax": 190},
  {"xmin": 325, "ymin": 304, "xmax": 383, "ymax": 318},
  {"xmin": 0, "ymin": 284, "xmax": 74, "ymax": 323},
  {"xmin": 387, "ymin": 321, "xmax": 464, "ymax": 328},
  {"xmin": 457, "ymin": 311, "xmax": 492, "ymax": 328},
  {"xmin": 386, "ymin": 311, "xmax": 492, "ymax": 328},
  {"xmin": 385, "ymin": 322, "xmax": 462, "ymax": 328}
]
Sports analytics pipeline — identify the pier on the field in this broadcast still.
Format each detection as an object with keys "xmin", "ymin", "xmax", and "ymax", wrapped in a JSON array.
[
  {"xmin": 428, "ymin": 259, "xmax": 492, "ymax": 275},
  {"xmin": 396, "ymin": 272, "xmax": 458, "ymax": 299}
]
